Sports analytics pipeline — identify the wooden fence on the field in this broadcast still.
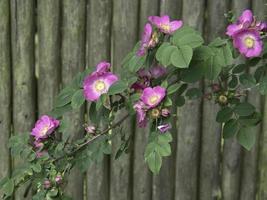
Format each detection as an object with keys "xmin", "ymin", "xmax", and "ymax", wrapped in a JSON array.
[{"xmin": 0, "ymin": 0, "xmax": 267, "ymax": 199}]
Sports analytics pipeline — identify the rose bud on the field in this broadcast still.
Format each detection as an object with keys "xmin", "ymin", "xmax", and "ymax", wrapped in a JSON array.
[
  {"xmin": 55, "ymin": 175, "xmax": 62, "ymax": 184},
  {"xmin": 211, "ymin": 83, "xmax": 220, "ymax": 92},
  {"xmin": 44, "ymin": 180, "xmax": 51, "ymax": 189},
  {"xmin": 161, "ymin": 108, "xmax": 170, "ymax": 117},
  {"xmin": 158, "ymin": 124, "xmax": 172, "ymax": 133},
  {"xmin": 85, "ymin": 125, "xmax": 96, "ymax": 134}
]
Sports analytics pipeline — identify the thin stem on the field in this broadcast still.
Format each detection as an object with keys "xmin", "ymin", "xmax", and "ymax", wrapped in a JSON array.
[{"xmin": 53, "ymin": 113, "xmax": 130, "ymax": 162}]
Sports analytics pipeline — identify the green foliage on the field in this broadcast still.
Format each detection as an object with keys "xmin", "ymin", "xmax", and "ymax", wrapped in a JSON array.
[
  {"xmin": 145, "ymin": 132, "xmax": 172, "ymax": 174},
  {"xmin": 71, "ymin": 89, "xmax": 85, "ymax": 109},
  {"xmin": 237, "ymin": 127, "xmax": 256, "ymax": 150}
]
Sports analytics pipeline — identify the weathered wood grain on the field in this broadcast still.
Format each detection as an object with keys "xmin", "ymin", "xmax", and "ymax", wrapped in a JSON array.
[
  {"xmin": 10, "ymin": 0, "xmax": 36, "ymax": 199},
  {"xmin": 254, "ymin": 1, "xmax": 267, "ymax": 199},
  {"xmin": 61, "ymin": 0, "xmax": 86, "ymax": 199},
  {"xmin": 86, "ymin": 0, "xmax": 112, "ymax": 199},
  {"xmin": 132, "ymin": 1, "xmax": 159, "ymax": 200},
  {"xmin": 174, "ymin": 0, "xmax": 204, "ymax": 199},
  {"xmin": 110, "ymin": 0, "xmax": 139, "ymax": 200},
  {"xmin": 0, "ymin": 0, "xmax": 11, "ymax": 188},
  {"xmin": 37, "ymin": 0, "xmax": 60, "ymax": 115},
  {"xmin": 199, "ymin": 1, "xmax": 227, "ymax": 200}
]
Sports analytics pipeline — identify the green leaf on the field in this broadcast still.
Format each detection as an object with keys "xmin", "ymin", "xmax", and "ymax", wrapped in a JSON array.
[
  {"xmin": 145, "ymin": 151, "xmax": 162, "ymax": 174},
  {"xmin": 192, "ymin": 46, "xmax": 214, "ymax": 61},
  {"xmin": 156, "ymin": 42, "xmax": 170, "ymax": 62},
  {"xmin": 71, "ymin": 89, "xmax": 85, "ymax": 109},
  {"xmin": 232, "ymin": 64, "xmax": 246, "ymax": 74},
  {"xmin": 108, "ymin": 81, "xmax": 128, "ymax": 95},
  {"xmin": 171, "ymin": 45, "xmax": 193, "ymax": 68},
  {"xmin": 161, "ymin": 45, "xmax": 177, "ymax": 66},
  {"xmin": 204, "ymin": 56, "xmax": 222, "ymax": 80},
  {"xmin": 239, "ymin": 74, "xmax": 256, "ymax": 87},
  {"xmin": 234, "ymin": 102, "xmax": 255, "ymax": 117},
  {"xmin": 209, "ymin": 37, "xmax": 228, "ymax": 47},
  {"xmin": 54, "ymin": 87, "xmax": 76, "ymax": 108},
  {"xmin": 167, "ymin": 83, "xmax": 181, "ymax": 95},
  {"xmin": 128, "ymin": 54, "xmax": 147, "ymax": 72},
  {"xmin": 228, "ymin": 76, "xmax": 238, "ymax": 89},
  {"xmin": 223, "ymin": 119, "xmax": 239, "ymax": 139},
  {"xmin": 31, "ymin": 163, "xmax": 42, "ymax": 173},
  {"xmin": 237, "ymin": 127, "xmax": 255, "ymax": 150},
  {"xmin": 2, "ymin": 179, "xmax": 14, "ymax": 197},
  {"xmin": 172, "ymin": 33, "xmax": 204, "ymax": 48},
  {"xmin": 216, "ymin": 107, "xmax": 233, "ymax": 123}
]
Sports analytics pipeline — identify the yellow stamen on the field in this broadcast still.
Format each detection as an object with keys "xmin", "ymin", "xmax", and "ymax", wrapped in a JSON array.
[
  {"xmin": 161, "ymin": 24, "xmax": 170, "ymax": 32},
  {"xmin": 151, "ymin": 108, "xmax": 160, "ymax": 118},
  {"xmin": 149, "ymin": 95, "xmax": 159, "ymax": 105},
  {"xmin": 244, "ymin": 36, "xmax": 255, "ymax": 48},
  {"xmin": 94, "ymin": 80, "xmax": 106, "ymax": 92},
  {"xmin": 41, "ymin": 125, "xmax": 49, "ymax": 136}
]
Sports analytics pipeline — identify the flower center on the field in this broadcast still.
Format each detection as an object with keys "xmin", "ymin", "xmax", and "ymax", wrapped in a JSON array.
[
  {"xmin": 94, "ymin": 80, "xmax": 106, "ymax": 92},
  {"xmin": 151, "ymin": 108, "xmax": 160, "ymax": 118},
  {"xmin": 244, "ymin": 36, "xmax": 255, "ymax": 48},
  {"xmin": 41, "ymin": 125, "xmax": 49, "ymax": 136},
  {"xmin": 160, "ymin": 24, "xmax": 170, "ymax": 32},
  {"xmin": 149, "ymin": 95, "xmax": 159, "ymax": 105}
]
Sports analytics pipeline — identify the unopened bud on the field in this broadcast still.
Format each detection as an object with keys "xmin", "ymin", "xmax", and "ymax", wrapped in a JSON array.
[
  {"xmin": 44, "ymin": 180, "xmax": 51, "ymax": 189},
  {"xmin": 85, "ymin": 125, "xmax": 96, "ymax": 134},
  {"xmin": 211, "ymin": 84, "xmax": 220, "ymax": 92},
  {"xmin": 161, "ymin": 108, "xmax": 170, "ymax": 117},
  {"xmin": 55, "ymin": 175, "xmax": 62, "ymax": 184}
]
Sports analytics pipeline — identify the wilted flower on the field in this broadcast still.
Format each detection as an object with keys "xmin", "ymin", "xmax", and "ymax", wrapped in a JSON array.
[
  {"xmin": 148, "ymin": 15, "xmax": 183, "ymax": 34},
  {"xmin": 150, "ymin": 108, "xmax": 161, "ymax": 118},
  {"xmin": 141, "ymin": 86, "xmax": 166, "ymax": 108},
  {"xmin": 31, "ymin": 115, "xmax": 60, "ymax": 140},
  {"xmin": 226, "ymin": 9, "xmax": 254, "ymax": 36},
  {"xmin": 36, "ymin": 150, "xmax": 48, "ymax": 158},
  {"xmin": 92, "ymin": 61, "xmax": 111, "ymax": 75},
  {"xmin": 158, "ymin": 124, "xmax": 171, "ymax": 133},
  {"xmin": 150, "ymin": 65, "xmax": 167, "ymax": 79},
  {"xmin": 34, "ymin": 140, "xmax": 44, "ymax": 149},
  {"xmin": 83, "ymin": 61, "xmax": 118, "ymax": 102},
  {"xmin": 137, "ymin": 23, "xmax": 159, "ymax": 56},
  {"xmin": 161, "ymin": 108, "xmax": 170, "ymax": 117},
  {"xmin": 133, "ymin": 101, "xmax": 148, "ymax": 127},
  {"xmin": 233, "ymin": 29, "xmax": 263, "ymax": 58}
]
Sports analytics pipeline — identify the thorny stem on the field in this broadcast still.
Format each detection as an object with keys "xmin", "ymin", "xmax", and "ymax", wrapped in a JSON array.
[{"xmin": 53, "ymin": 113, "xmax": 130, "ymax": 162}]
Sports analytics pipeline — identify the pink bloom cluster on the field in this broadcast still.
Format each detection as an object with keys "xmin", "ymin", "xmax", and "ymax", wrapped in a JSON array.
[
  {"xmin": 83, "ymin": 61, "xmax": 118, "ymax": 101},
  {"xmin": 137, "ymin": 15, "xmax": 183, "ymax": 56},
  {"xmin": 134, "ymin": 86, "xmax": 171, "ymax": 133},
  {"xmin": 31, "ymin": 115, "xmax": 59, "ymax": 140},
  {"xmin": 31, "ymin": 115, "xmax": 60, "ymax": 158},
  {"xmin": 226, "ymin": 9, "xmax": 267, "ymax": 58},
  {"xmin": 132, "ymin": 65, "xmax": 167, "ymax": 91}
]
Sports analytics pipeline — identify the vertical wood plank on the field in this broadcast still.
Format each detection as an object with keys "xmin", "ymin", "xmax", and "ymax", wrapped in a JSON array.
[
  {"xmin": 110, "ymin": 0, "xmax": 139, "ymax": 200},
  {"xmin": 132, "ymin": 1, "xmax": 159, "ymax": 200},
  {"xmin": 61, "ymin": 0, "xmax": 86, "ymax": 199},
  {"xmin": 152, "ymin": 2, "xmax": 182, "ymax": 200},
  {"xmin": 86, "ymin": 0, "xmax": 112, "ymax": 199},
  {"xmin": 174, "ymin": 0, "xmax": 204, "ymax": 199},
  {"xmin": 254, "ymin": 1, "xmax": 267, "ymax": 199},
  {"xmin": 10, "ymin": 0, "xmax": 35, "ymax": 199},
  {"xmin": 199, "ymin": 1, "xmax": 227, "ymax": 199},
  {"xmin": 0, "ymin": 0, "xmax": 11, "ymax": 186},
  {"xmin": 37, "ymin": 0, "xmax": 60, "ymax": 115}
]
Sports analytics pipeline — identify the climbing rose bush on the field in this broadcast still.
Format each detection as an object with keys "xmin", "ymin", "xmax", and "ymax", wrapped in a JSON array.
[{"xmin": 1, "ymin": 9, "xmax": 267, "ymax": 200}]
